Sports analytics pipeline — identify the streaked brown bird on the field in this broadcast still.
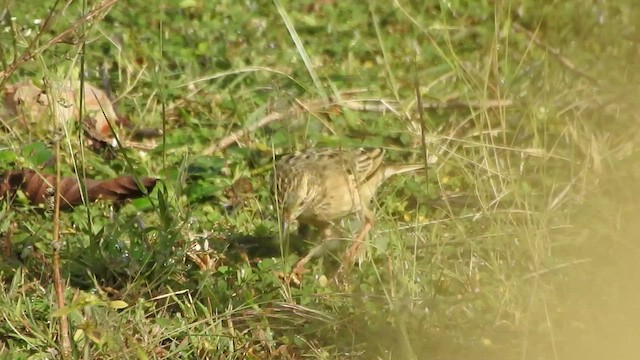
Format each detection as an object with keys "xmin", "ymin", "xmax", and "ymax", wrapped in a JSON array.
[{"xmin": 271, "ymin": 147, "xmax": 425, "ymax": 282}]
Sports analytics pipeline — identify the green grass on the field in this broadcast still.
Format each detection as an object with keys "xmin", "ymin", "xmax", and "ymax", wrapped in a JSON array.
[{"xmin": 1, "ymin": 0, "xmax": 640, "ymax": 358}]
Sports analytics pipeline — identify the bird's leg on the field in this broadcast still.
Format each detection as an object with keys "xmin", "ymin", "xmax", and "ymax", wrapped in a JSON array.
[
  {"xmin": 337, "ymin": 208, "xmax": 375, "ymax": 276},
  {"xmin": 290, "ymin": 224, "xmax": 337, "ymax": 284}
]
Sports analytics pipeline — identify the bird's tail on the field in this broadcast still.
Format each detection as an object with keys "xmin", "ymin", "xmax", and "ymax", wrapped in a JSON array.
[{"xmin": 383, "ymin": 163, "xmax": 426, "ymax": 180}]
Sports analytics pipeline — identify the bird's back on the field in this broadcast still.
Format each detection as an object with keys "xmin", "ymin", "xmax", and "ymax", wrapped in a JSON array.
[{"xmin": 272, "ymin": 148, "xmax": 385, "ymax": 224}]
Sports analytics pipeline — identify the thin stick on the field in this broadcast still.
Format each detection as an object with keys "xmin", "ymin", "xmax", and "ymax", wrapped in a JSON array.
[
  {"xmin": 341, "ymin": 98, "xmax": 515, "ymax": 112},
  {"xmin": 202, "ymin": 99, "xmax": 327, "ymax": 155},
  {"xmin": 513, "ymin": 22, "xmax": 600, "ymax": 86},
  {"xmin": 203, "ymin": 111, "xmax": 288, "ymax": 155},
  {"xmin": 0, "ymin": 0, "xmax": 118, "ymax": 87},
  {"xmin": 414, "ymin": 60, "xmax": 430, "ymax": 187},
  {"xmin": 52, "ymin": 139, "xmax": 71, "ymax": 357},
  {"xmin": 521, "ymin": 258, "xmax": 591, "ymax": 280},
  {"xmin": 204, "ymin": 95, "xmax": 512, "ymax": 155}
]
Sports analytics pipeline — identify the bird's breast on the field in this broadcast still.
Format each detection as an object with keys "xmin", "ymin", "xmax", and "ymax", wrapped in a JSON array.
[{"xmin": 295, "ymin": 172, "xmax": 362, "ymax": 224}]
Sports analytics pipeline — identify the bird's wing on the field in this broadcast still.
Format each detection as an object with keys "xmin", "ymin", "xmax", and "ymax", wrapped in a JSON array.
[{"xmin": 351, "ymin": 148, "xmax": 385, "ymax": 185}]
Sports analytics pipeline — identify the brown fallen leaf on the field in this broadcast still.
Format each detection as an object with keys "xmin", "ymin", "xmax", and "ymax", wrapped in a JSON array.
[
  {"xmin": 3, "ymin": 79, "xmax": 142, "ymax": 137},
  {"xmin": 3, "ymin": 79, "xmax": 75, "ymax": 129},
  {"xmin": 3, "ymin": 79, "xmax": 120, "ymax": 132},
  {"xmin": 0, "ymin": 169, "xmax": 157, "ymax": 210},
  {"xmin": 3, "ymin": 79, "xmax": 162, "ymax": 157}
]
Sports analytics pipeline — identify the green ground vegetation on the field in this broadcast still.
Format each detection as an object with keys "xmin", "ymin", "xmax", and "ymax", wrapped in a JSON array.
[{"xmin": 1, "ymin": 0, "xmax": 639, "ymax": 359}]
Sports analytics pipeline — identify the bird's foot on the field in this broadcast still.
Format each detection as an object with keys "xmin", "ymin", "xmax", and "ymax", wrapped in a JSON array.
[{"xmin": 275, "ymin": 263, "xmax": 308, "ymax": 288}]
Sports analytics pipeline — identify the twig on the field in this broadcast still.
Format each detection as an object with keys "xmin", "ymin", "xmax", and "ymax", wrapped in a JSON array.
[
  {"xmin": 204, "ymin": 94, "xmax": 514, "ymax": 155},
  {"xmin": 0, "ymin": 0, "xmax": 118, "ymax": 87},
  {"xmin": 513, "ymin": 22, "xmax": 600, "ymax": 86},
  {"xmin": 414, "ymin": 60, "xmax": 430, "ymax": 192},
  {"xmin": 202, "ymin": 99, "xmax": 328, "ymax": 155},
  {"xmin": 521, "ymin": 258, "xmax": 592, "ymax": 280},
  {"xmin": 203, "ymin": 111, "xmax": 286, "ymax": 155},
  {"xmin": 341, "ymin": 98, "xmax": 515, "ymax": 112},
  {"xmin": 52, "ymin": 139, "xmax": 71, "ymax": 357}
]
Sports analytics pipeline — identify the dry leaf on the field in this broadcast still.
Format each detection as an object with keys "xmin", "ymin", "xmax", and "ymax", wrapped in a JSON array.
[
  {"xmin": 3, "ymin": 79, "xmax": 74, "ymax": 129},
  {"xmin": 3, "ymin": 79, "xmax": 120, "ymax": 138},
  {"xmin": 0, "ymin": 169, "xmax": 157, "ymax": 209}
]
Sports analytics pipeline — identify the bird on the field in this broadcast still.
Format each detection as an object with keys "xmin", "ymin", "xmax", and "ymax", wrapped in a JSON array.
[{"xmin": 270, "ymin": 147, "xmax": 425, "ymax": 282}]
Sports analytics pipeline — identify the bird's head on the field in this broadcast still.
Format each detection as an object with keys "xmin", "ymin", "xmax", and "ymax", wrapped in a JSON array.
[{"xmin": 272, "ymin": 171, "xmax": 317, "ymax": 230}]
